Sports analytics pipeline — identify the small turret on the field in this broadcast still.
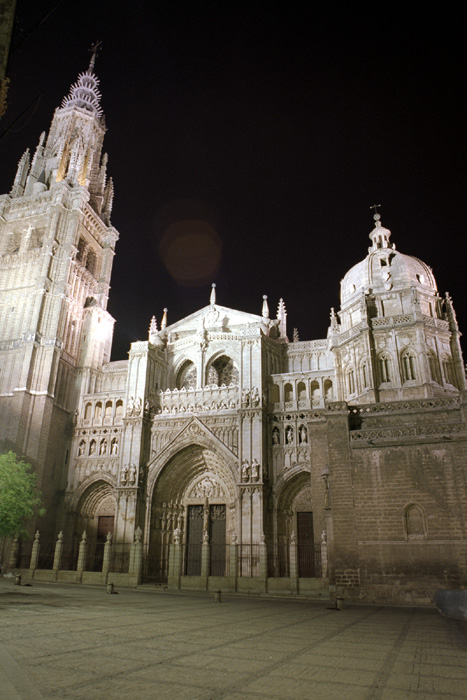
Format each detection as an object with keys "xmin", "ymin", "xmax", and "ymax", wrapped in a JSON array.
[
  {"xmin": 10, "ymin": 149, "xmax": 30, "ymax": 197},
  {"xmin": 276, "ymin": 298, "xmax": 288, "ymax": 342}
]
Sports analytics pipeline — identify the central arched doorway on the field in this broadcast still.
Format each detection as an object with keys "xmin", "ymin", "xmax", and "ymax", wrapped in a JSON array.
[{"xmin": 147, "ymin": 443, "xmax": 237, "ymax": 582}]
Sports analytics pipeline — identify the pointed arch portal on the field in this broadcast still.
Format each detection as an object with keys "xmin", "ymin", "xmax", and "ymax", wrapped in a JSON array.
[{"xmin": 147, "ymin": 443, "xmax": 237, "ymax": 582}]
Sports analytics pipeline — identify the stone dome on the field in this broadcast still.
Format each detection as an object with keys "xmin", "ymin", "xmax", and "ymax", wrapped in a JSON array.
[{"xmin": 340, "ymin": 217, "xmax": 437, "ymax": 305}]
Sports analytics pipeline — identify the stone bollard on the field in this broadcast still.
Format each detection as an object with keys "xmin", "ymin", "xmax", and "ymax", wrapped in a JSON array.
[
  {"xmin": 336, "ymin": 596, "xmax": 344, "ymax": 610},
  {"xmin": 15, "ymin": 574, "xmax": 21, "ymax": 586},
  {"xmin": 214, "ymin": 590, "xmax": 221, "ymax": 603},
  {"xmin": 107, "ymin": 582, "xmax": 114, "ymax": 594}
]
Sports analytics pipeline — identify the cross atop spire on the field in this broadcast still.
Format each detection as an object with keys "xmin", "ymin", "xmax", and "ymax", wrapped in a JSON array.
[{"xmin": 88, "ymin": 41, "xmax": 102, "ymax": 73}]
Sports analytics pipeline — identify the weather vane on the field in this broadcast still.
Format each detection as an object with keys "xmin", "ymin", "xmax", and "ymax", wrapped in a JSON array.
[{"xmin": 370, "ymin": 203, "xmax": 381, "ymax": 218}]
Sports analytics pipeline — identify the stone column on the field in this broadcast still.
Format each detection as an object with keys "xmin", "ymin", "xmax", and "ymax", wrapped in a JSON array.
[
  {"xmin": 168, "ymin": 529, "xmax": 182, "ymax": 589},
  {"xmin": 289, "ymin": 531, "xmax": 298, "ymax": 592},
  {"xmin": 8, "ymin": 536, "xmax": 19, "ymax": 570},
  {"xmin": 259, "ymin": 533, "xmax": 268, "ymax": 592},
  {"xmin": 320, "ymin": 530, "xmax": 328, "ymax": 579},
  {"xmin": 29, "ymin": 530, "xmax": 40, "ymax": 575},
  {"xmin": 230, "ymin": 533, "xmax": 238, "ymax": 589},
  {"xmin": 76, "ymin": 531, "xmax": 88, "ymax": 579},
  {"xmin": 201, "ymin": 532, "xmax": 210, "ymax": 586},
  {"xmin": 53, "ymin": 531, "xmax": 64, "ymax": 576},
  {"xmin": 129, "ymin": 526, "xmax": 143, "ymax": 585},
  {"xmin": 102, "ymin": 532, "xmax": 112, "ymax": 579}
]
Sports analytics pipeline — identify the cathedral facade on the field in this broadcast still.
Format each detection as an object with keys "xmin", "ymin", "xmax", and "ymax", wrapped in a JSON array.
[{"xmin": 1, "ymin": 62, "xmax": 466, "ymax": 603}]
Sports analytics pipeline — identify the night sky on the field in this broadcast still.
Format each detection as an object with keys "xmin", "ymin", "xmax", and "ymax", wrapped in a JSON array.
[{"xmin": 1, "ymin": 2, "xmax": 466, "ymax": 361}]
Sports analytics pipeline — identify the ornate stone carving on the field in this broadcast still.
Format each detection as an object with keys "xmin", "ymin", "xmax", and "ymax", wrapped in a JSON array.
[{"xmin": 189, "ymin": 477, "xmax": 225, "ymax": 499}]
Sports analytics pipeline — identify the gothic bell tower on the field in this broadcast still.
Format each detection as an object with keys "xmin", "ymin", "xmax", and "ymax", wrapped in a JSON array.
[{"xmin": 0, "ymin": 55, "xmax": 119, "ymax": 528}]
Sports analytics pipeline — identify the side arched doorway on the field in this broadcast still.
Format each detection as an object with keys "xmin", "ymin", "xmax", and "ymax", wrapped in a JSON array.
[
  {"xmin": 73, "ymin": 480, "xmax": 116, "ymax": 571},
  {"xmin": 275, "ymin": 468, "xmax": 318, "ymax": 578},
  {"xmin": 146, "ymin": 444, "xmax": 237, "ymax": 582}
]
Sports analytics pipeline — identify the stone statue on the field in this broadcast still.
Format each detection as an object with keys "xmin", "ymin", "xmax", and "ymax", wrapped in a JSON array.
[
  {"xmin": 251, "ymin": 458, "xmax": 260, "ymax": 481},
  {"xmin": 111, "ymin": 438, "xmax": 118, "ymax": 455},
  {"xmin": 286, "ymin": 426, "xmax": 294, "ymax": 444},
  {"xmin": 126, "ymin": 396, "xmax": 135, "ymax": 416},
  {"xmin": 121, "ymin": 464, "xmax": 128, "ymax": 485},
  {"xmin": 241, "ymin": 459, "xmax": 250, "ymax": 482},
  {"xmin": 129, "ymin": 464, "xmax": 137, "ymax": 485},
  {"xmin": 272, "ymin": 428, "xmax": 279, "ymax": 445},
  {"xmin": 173, "ymin": 527, "xmax": 181, "ymax": 544},
  {"xmin": 241, "ymin": 388, "xmax": 250, "ymax": 408},
  {"xmin": 299, "ymin": 426, "xmax": 307, "ymax": 444},
  {"xmin": 251, "ymin": 387, "xmax": 260, "ymax": 407}
]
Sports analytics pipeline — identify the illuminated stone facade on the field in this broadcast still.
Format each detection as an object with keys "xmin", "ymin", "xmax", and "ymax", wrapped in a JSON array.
[{"xmin": 1, "ymin": 63, "xmax": 466, "ymax": 603}]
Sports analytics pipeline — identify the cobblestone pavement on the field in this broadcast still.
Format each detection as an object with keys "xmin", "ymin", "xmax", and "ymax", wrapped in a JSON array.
[{"xmin": 1, "ymin": 578, "xmax": 466, "ymax": 700}]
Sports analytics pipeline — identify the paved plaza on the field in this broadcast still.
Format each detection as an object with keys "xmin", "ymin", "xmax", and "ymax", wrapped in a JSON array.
[{"xmin": 1, "ymin": 578, "xmax": 466, "ymax": 700}]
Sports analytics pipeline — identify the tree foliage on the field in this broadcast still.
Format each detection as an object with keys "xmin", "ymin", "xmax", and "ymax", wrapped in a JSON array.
[{"xmin": 0, "ymin": 451, "xmax": 45, "ymax": 537}]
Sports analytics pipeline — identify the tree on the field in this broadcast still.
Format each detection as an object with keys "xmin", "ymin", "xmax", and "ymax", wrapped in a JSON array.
[{"xmin": 0, "ymin": 451, "xmax": 45, "ymax": 537}]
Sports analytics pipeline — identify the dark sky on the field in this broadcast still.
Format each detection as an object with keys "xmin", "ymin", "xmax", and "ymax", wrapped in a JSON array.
[{"xmin": 1, "ymin": 2, "xmax": 466, "ymax": 361}]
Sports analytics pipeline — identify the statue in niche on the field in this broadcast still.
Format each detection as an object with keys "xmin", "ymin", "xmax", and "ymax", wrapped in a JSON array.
[
  {"xmin": 78, "ymin": 440, "xmax": 85, "ymax": 456},
  {"xmin": 299, "ymin": 426, "xmax": 307, "ymax": 444},
  {"xmin": 286, "ymin": 426, "xmax": 294, "ymax": 444},
  {"xmin": 89, "ymin": 440, "xmax": 96, "ymax": 455},
  {"xmin": 111, "ymin": 438, "xmax": 118, "ymax": 455},
  {"xmin": 126, "ymin": 396, "xmax": 135, "ymax": 416},
  {"xmin": 99, "ymin": 439, "xmax": 107, "ymax": 455},
  {"xmin": 272, "ymin": 428, "xmax": 280, "ymax": 445},
  {"xmin": 250, "ymin": 387, "xmax": 260, "ymax": 407},
  {"xmin": 121, "ymin": 464, "xmax": 128, "ymax": 485},
  {"xmin": 251, "ymin": 458, "xmax": 260, "ymax": 481},
  {"xmin": 241, "ymin": 459, "xmax": 250, "ymax": 482}
]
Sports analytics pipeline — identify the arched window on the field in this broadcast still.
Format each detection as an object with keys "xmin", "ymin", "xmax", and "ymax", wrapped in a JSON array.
[
  {"xmin": 297, "ymin": 382, "xmax": 306, "ymax": 401},
  {"xmin": 347, "ymin": 368, "xmax": 355, "ymax": 395},
  {"xmin": 361, "ymin": 362, "xmax": 369, "ymax": 388},
  {"xmin": 86, "ymin": 249, "xmax": 96, "ymax": 275},
  {"xmin": 324, "ymin": 379, "xmax": 333, "ymax": 401},
  {"xmin": 401, "ymin": 350, "xmax": 417, "ymax": 382},
  {"xmin": 115, "ymin": 400, "xmax": 124, "ymax": 417},
  {"xmin": 84, "ymin": 402, "xmax": 92, "ymax": 420},
  {"xmin": 177, "ymin": 361, "xmax": 197, "ymax": 390},
  {"xmin": 76, "ymin": 237, "xmax": 86, "ymax": 263},
  {"xmin": 427, "ymin": 351, "xmax": 440, "ymax": 384},
  {"xmin": 205, "ymin": 355, "xmax": 239, "ymax": 386},
  {"xmin": 105, "ymin": 400, "xmax": 113, "ymax": 418},
  {"xmin": 94, "ymin": 402, "xmax": 102, "ymax": 419},
  {"xmin": 378, "ymin": 354, "xmax": 391, "ymax": 384},
  {"xmin": 284, "ymin": 383, "xmax": 293, "ymax": 402},
  {"xmin": 442, "ymin": 354, "xmax": 456, "ymax": 387},
  {"xmin": 310, "ymin": 381, "xmax": 320, "ymax": 404},
  {"xmin": 404, "ymin": 504, "xmax": 426, "ymax": 538}
]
